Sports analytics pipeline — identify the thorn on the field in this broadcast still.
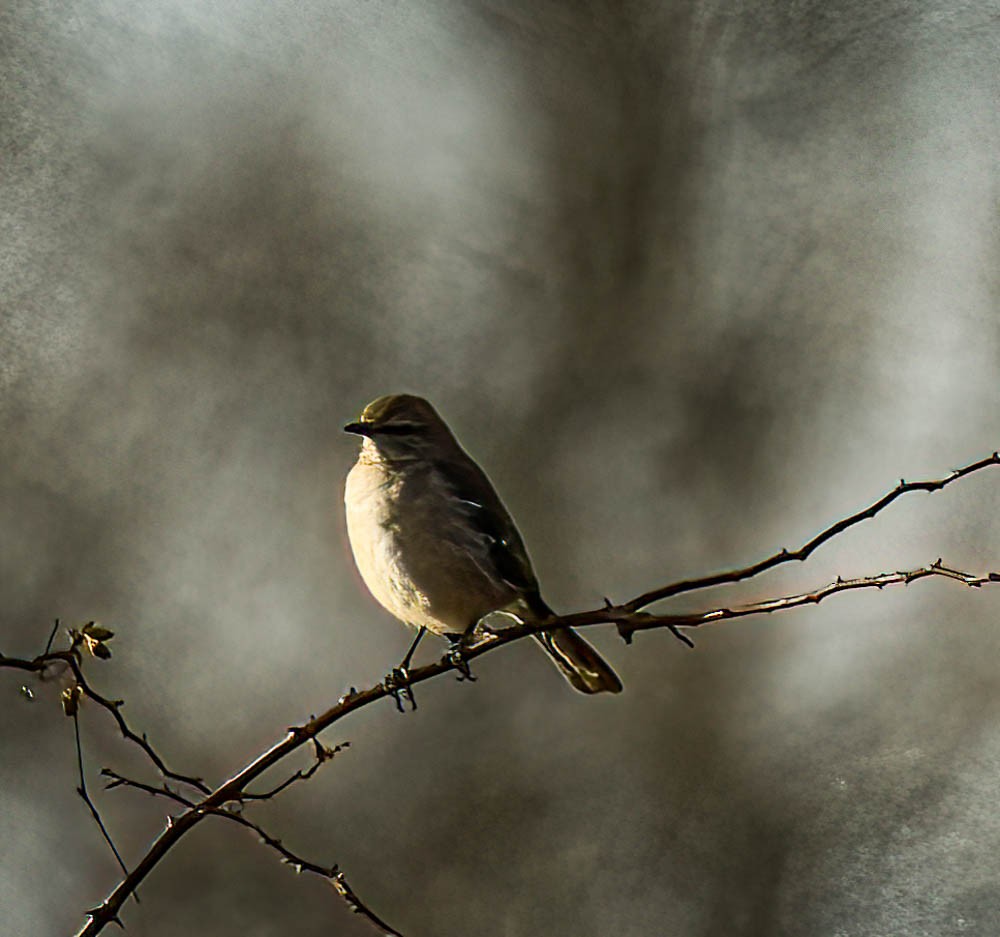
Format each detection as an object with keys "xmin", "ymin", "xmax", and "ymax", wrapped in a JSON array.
[
  {"xmin": 616, "ymin": 622, "xmax": 634, "ymax": 645},
  {"xmin": 670, "ymin": 626, "xmax": 696, "ymax": 649},
  {"xmin": 603, "ymin": 596, "xmax": 614, "ymax": 609}
]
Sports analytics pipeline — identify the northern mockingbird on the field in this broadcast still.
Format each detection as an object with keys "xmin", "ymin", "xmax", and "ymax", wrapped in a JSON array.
[{"xmin": 343, "ymin": 394, "xmax": 622, "ymax": 695}]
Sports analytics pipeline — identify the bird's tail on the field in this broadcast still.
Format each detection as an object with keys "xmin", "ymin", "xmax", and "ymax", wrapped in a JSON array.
[{"xmin": 525, "ymin": 597, "xmax": 623, "ymax": 695}]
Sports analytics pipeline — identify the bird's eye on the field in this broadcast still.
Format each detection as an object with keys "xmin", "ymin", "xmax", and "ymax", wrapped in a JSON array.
[{"xmin": 372, "ymin": 421, "xmax": 424, "ymax": 436}]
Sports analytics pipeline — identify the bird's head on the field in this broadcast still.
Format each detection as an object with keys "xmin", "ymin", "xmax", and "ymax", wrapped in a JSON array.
[{"xmin": 344, "ymin": 394, "xmax": 456, "ymax": 462}]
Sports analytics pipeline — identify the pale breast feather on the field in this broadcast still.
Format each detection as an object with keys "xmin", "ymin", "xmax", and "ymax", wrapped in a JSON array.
[{"xmin": 344, "ymin": 460, "xmax": 432, "ymax": 627}]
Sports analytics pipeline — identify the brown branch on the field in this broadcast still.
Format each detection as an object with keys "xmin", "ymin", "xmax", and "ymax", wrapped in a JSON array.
[
  {"xmin": 210, "ymin": 807, "xmax": 405, "ymax": 937},
  {"xmin": 0, "ymin": 450, "xmax": 992, "ymax": 935},
  {"xmin": 74, "ymin": 683, "xmax": 418, "ymax": 936},
  {"xmin": 102, "ymin": 770, "xmax": 193, "ymax": 805},
  {"xmin": 0, "ymin": 643, "xmax": 210, "ymax": 795},
  {"xmin": 72, "ymin": 713, "xmax": 136, "ymax": 898},
  {"xmin": 101, "ymin": 768, "xmax": 400, "ymax": 936},
  {"xmin": 72, "ymin": 561, "xmax": 1000, "ymax": 937},
  {"xmin": 623, "ymin": 450, "xmax": 1000, "ymax": 611},
  {"xmin": 331, "ymin": 869, "xmax": 407, "ymax": 937},
  {"xmin": 610, "ymin": 560, "xmax": 999, "ymax": 642},
  {"xmin": 240, "ymin": 738, "xmax": 348, "ymax": 802}
]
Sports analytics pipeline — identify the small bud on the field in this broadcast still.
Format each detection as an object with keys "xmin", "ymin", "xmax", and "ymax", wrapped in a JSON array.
[
  {"xmin": 61, "ymin": 685, "xmax": 81, "ymax": 717},
  {"xmin": 82, "ymin": 623, "xmax": 115, "ymax": 641}
]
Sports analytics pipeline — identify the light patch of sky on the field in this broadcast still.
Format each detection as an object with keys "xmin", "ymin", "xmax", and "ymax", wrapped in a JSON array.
[
  {"xmin": 303, "ymin": 6, "xmax": 553, "ymax": 407},
  {"xmin": 868, "ymin": 65, "xmax": 997, "ymax": 447}
]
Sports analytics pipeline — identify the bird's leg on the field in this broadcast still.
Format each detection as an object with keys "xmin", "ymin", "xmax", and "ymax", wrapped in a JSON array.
[
  {"xmin": 384, "ymin": 626, "xmax": 425, "ymax": 712},
  {"xmin": 446, "ymin": 632, "xmax": 477, "ymax": 683},
  {"xmin": 400, "ymin": 626, "xmax": 427, "ymax": 672}
]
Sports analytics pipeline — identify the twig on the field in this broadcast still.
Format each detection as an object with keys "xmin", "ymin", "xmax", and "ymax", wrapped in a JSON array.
[
  {"xmin": 102, "ymin": 770, "xmax": 194, "ymax": 808},
  {"xmin": 43, "ymin": 618, "xmax": 60, "ymax": 655},
  {"xmin": 73, "ymin": 714, "xmax": 137, "ymax": 901},
  {"xmin": 332, "ymin": 869, "xmax": 407, "ymax": 937},
  {"xmin": 240, "ymin": 738, "xmax": 348, "ymax": 802},
  {"xmin": 210, "ymin": 810, "xmax": 404, "ymax": 936},
  {"xmin": 0, "ymin": 647, "xmax": 209, "ymax": 795},
  {"xmin": 0, "ymin": 449, "xmax": 994, "ymax": 936},
  {"xmin": 102, "ymin": 768, "xmax": 400, "ymax": 936},
  {"xmin": 623, "ymin": 451, "xmax": 1000, "ymax": 611},
  {"xmin": 609, "ymin": 560, "xmax": 998, "ymax": 643},
  {"xmin": 71, "ymin": 559, "xmax": 1000, "ymax": 937}
]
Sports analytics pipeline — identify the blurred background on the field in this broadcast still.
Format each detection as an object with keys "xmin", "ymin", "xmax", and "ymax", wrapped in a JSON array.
[{"xmin": 3, "ymin": 1, "xmax": 999, "ymax": 934}]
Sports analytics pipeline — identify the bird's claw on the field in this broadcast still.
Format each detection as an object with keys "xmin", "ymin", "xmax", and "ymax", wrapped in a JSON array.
[
  {"xmin": 383, "ymin": 667, "xmax": 417, "ymax": 712},
  {"xmin": 447, "ymin": 645, "xmax": 476, "ymax": 682}
]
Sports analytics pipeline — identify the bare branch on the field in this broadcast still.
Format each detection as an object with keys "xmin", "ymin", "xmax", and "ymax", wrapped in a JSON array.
[
  {"xmin": 623, "ymin": 450, "xmax": 1000, "ymax": 611},
  {"xmin": 240, "ymin": 738, "xmax": 349, "ymax": 802},
  {"xmin": 331, "ymin": 869, "xmax": 407, "ymax": 937},
  {"xmin": 610, "ymin": 561, "xmax": 998, "ymax": 643},
  {"xmin": 102, "ymin": 768, "xmax": 401, "ymax": 936},
  {"xmin": 102, "ymin": 770, "xmax": 194, "ymax": 808},
  {"xmin": 43, "ymin": 618, "xmax": 61, "ymax": 655},
  {"xmin": 1, "ymin": 450, "xmax": 995, "ymax": 936},
  {"xmin": 1, "ymin": 645, "xmax": 209, "ymax": 795},
  {"xmin": 71, "ymin": 558, "xmax": 1000, "ymax": 937},
  {"xmin": 72, "ymin": 714, "xmax": 136, "ymax": 900},
  {"xmin": 211, "ymin": 810, "xmax": 405, "ymax": 936}
]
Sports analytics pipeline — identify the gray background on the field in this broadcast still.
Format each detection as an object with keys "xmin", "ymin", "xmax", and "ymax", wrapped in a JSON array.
[{"xmin": 3, "ymin": 1, "xmax": 1000, "ymax": 935}]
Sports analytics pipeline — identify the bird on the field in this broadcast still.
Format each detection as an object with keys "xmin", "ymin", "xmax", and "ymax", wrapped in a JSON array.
[{"xmin": 343, "ymin": 394, "xmax": 622, "ymax": 696}]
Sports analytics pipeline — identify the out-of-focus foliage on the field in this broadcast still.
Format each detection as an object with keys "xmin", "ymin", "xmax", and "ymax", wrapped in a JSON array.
[{"xmin": 2, "ymin": 2, "xmax": 999, "ymax": 935}]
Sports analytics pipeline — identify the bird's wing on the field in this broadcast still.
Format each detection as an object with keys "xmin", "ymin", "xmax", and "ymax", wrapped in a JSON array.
[{"xmin": 430, "ymin": 455, "xmax": 541, "ymax": 598}]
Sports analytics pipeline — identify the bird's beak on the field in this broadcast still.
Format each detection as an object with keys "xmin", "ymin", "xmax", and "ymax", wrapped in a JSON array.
[{"xmin": 343, "ymin": 421, "xmax": 372, "ymax": 437}]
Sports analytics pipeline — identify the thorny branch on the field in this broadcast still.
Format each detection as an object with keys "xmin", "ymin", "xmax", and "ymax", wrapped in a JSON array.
[
  {"xmin": 1, "ymin": 450, "xmax": 999, "ymax": 937},
  {"xmin": 623, "ymin": 450, "xmax": 1000, "ymax": 611},
  {"xmin": 72, "ymin": 713, "xmax": 135, "ymax": 896},
  {"xmin": 240, "ymin": 738, "xmax": 348, "ymax": 801},
  {"xmin": 608, "ymin": 560, "xmax": 1000, "ymax": 643},
  {"xmin": 3, "ymin": 625, "xmax": 210, "ymax": 796},
  {"xmin": 101, "ymin": 767, "xmax": 401, "ymax": 936}
]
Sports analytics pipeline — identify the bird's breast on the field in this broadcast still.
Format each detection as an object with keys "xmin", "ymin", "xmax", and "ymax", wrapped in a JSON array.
[
  {"xmin": 344, "ymin": 460, "xmax": 434, "ymax": 629},
  {"xmin": 344, "ymin": 459, "xmax": 515, "ymax": 634}
]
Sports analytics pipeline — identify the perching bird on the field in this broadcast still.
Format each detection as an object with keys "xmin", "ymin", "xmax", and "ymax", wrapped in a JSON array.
[{"xmin": 343, "ymin": 394, "xmax": 622, "ymax": 695}]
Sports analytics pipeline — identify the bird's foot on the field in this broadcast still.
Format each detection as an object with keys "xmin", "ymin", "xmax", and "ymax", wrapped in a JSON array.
[
  {"xmin": 446, "ymin": 635, "xmax": 477, "ymax": 683},
  {"xmin": 383, "ymin": 667, "xmax": 417, "ymax": 712}
]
